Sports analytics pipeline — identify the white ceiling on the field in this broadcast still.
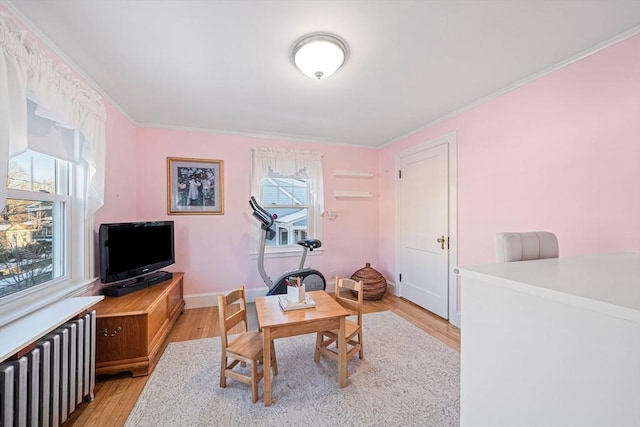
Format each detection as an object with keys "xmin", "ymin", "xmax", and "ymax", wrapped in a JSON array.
[{"xmin": 5, "ymin": 0, "xmax": 640, "ymax": 148}]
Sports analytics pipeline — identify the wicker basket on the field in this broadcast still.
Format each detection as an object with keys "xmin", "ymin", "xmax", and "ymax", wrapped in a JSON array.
[{"xmin": 350, "ymin": 262, "xmax": 387, "ymax": 300}]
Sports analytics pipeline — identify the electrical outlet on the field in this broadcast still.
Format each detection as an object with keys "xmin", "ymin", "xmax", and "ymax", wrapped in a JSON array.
[{"xmin": 329, "ymin": 270, "xmax": 336, "ymax": 278}]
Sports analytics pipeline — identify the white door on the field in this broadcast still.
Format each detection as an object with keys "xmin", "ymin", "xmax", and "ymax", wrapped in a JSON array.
[{"xmin": 398, "ymin": 143, "xmax": 449, "ymax": 318}]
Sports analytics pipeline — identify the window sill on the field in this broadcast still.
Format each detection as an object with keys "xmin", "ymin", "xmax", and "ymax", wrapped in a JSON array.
[
  {"xmin": 0, "ymin": 277, "xmax": 98, "ymax": 328},
  {"xmin": 0, "ymin": 295, "xmax": 103, "ymax": 363},
  {"xmin": 249, "ymin": 247, "xmax": 324, "ymax": 260}
]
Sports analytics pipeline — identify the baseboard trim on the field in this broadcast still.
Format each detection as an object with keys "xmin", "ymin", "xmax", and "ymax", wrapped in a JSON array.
[
  {"xmin": 386, "ymin": 281, "xmax": 396, "ymax": 296},
  {"xmin": 184, "ymin": 287, "xmax": 271, "ymax": 309}
]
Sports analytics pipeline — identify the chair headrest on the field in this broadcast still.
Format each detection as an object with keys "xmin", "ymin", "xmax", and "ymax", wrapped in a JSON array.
[{"xmin": 495, "ymin": 231, "xmax": 559, "ymax": 262}]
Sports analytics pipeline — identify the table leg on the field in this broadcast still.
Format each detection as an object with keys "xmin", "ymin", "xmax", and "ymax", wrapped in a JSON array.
[
  {"xmin": 263, "ymin": 327, "xmax": 272, "ymax": 406},
  {"xmin": 338, "ymin": 316, "xmax": 347, "ymax": 387}
]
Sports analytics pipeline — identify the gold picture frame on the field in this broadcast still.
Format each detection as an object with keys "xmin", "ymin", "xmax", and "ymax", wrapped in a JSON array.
[{"xmin": 167, "ymin": 157, "xmax": 224, "ymax": 215}]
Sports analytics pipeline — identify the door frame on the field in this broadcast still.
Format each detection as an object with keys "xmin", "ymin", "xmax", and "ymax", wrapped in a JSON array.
[{"xmin": 395, "ymin": 131, "xmax": 459, "ymax": 327}]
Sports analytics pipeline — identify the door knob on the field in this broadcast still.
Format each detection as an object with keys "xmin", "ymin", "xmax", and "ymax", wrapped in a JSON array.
[{"xmin": 437, "ymin": 235, "xmax": 446, "ymax": 250}]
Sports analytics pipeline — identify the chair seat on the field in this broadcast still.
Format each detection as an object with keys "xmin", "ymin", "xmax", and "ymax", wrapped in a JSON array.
[
  {"xmin": 227, "ymin": 331, "xmax": 264, "ymax": 359},
  {"xmin": 322, "ymin": 319, "xmax": 360, "ymax": 340}
]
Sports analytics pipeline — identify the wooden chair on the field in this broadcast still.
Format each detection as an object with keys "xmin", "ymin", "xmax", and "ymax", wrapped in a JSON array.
[
  {"xmin": 218, "ymin": 286, "xmax": 277, "ymax": 403},
  {"xmin": 314, "ymin": 277, "xmax": 364, "ymax": 367}
]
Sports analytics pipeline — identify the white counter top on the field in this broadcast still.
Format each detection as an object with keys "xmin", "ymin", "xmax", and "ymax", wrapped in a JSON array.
[
  {"xmin": 458, "ymin": 252, "xmax": 640, "ymax": 426},
  {"xmin": 456, "ymin": 252, "xmax": 640, "ymax": 323}
]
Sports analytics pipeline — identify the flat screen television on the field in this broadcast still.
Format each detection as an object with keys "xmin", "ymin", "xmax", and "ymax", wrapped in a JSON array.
[{"xmin": 99, "ymin": 221, "xmax": 175, "ymax": 284}]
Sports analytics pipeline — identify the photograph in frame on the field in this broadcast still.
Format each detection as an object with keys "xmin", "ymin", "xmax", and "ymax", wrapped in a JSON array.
[{"xmin": 167, "ymin": 157, "xmax": 224, "ymax": 215}]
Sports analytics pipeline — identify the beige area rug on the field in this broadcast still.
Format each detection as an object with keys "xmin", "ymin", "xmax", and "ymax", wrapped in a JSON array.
[{"xmin": 125, "ymin": 311, "xmax": 460, "ymax": 427}]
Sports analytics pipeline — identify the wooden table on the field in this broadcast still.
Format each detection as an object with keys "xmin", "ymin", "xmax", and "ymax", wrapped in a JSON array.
[{"xmin": 255, "ymin": 290, "xmax": 351, "ymax": 406}]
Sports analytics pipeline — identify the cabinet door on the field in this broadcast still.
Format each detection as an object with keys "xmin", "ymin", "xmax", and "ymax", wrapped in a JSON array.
[{"xmin": 96, "ymin": 315, "xmax": 147, "ymax": 363}]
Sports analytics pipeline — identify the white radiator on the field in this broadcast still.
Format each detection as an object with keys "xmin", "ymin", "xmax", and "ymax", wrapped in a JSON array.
[{"xmin": 0, "ymin": 310, "xmax": 96, "ymax": 427}]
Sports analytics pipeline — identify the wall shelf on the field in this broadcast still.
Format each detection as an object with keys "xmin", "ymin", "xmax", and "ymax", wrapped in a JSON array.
[
  {"xmin": 333, "ymin": 170, "xmax": 373, "ymax": 178},
  {"xmin": 334, "ymin": 191, "xmax": 373, "ymax": 198}
]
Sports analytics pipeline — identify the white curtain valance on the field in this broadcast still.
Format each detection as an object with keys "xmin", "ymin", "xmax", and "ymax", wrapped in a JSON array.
[
  {"xmin": 250, "ymin": 147, "xmax": 324, "ymax": 215},
  {"xmin": 0, "ymin": 11, "xmax": 106, "ymax": 218},
  {"xmin": 27, "ymin": 100, "xmax": 76, "ymax": 162}
]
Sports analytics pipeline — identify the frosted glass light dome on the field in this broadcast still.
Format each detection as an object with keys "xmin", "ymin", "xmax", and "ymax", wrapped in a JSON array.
[{"xmin": 292, "ymin": 33, "xmax": 348, "ymax": 80}]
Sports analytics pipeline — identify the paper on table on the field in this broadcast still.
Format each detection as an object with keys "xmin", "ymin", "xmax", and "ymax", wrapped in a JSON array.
[{"xmin": 278, "ymin": 295, "xmax": 316, "ymax": 311}]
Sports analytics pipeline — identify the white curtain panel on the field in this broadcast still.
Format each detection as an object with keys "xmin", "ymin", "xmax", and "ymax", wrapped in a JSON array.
[{"xmin": 0, "ymin": 11, "xmax": 106, "ymax": 218}]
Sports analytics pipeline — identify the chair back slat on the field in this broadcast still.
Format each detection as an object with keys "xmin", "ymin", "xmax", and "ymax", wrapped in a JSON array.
[
  {"xmin": 335, "ymin": 293, "xmax": 359, "ymax": 312},
  {"xmin": 225, "ymin": 309, "xmax": 246, "ymax": 331},
  {"xmin": 224, "ymin": 288, "xmax": 245, "ymax": 306},
  {"xmin": 337, "ymin": 278, "xmax": 360, "ymax": 291},
  {"xmin": 335, "ymin": 277, "xmax": 363, "ymax": 323}
]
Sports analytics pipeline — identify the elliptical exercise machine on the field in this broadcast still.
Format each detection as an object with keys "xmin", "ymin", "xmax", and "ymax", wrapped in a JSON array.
[{"xmin": 249, "ymin": 196, "xmax": 326, "ymax": 295}]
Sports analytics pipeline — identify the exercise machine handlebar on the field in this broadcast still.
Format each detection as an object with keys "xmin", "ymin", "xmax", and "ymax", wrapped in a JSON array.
[{"xmin": 249, "ymin": 196, "xmax": 273, "ymax": 230}]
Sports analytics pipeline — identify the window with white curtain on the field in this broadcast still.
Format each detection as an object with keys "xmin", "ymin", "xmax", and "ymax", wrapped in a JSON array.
[
  {"xmin": 250, "ymin": 148, "xmax": 324, "ymax": 256},
  {"xmin": 0, "ymin": 100, "xmax": 89, "ymax": 326},
  {"xmin": 0, "ymin": 13, "xmax": 106, "ymax": 327}
]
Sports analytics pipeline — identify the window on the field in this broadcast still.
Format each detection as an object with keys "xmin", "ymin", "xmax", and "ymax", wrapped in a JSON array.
[
  {"xmin": 250, "ymin": 148, "xmax": 324, "ymax": 256},
  {"xmin": 1, "ymin": 151, "xmax": 68, "ymax": 298},
  {"xmin": 261, "ymin": 177, "xmax": 310, "ymax": 248},
  {"xmin": 1, "ymin": 15, "xmax": 106, "ymax": 328},
  {"xmin": 0, "ymin": 105, "xmax": 93, "ymax": 327}
]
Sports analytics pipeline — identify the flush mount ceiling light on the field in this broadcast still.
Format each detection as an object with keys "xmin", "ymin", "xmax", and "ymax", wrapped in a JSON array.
[{"xmin": 291, "ymin": 33, "xmax": 348, "ymax": 80}]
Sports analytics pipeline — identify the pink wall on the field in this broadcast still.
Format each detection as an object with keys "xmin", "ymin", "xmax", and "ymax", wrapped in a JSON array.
[
  {"xmin": 132, "ymin": 128, "xmax": 379, "ymax": 294},
  {"xmin": 90, "ymin": 103, "xmax": 138, "ymax": 285},
  {"xmin": 94, "ymin": 103, "xmax": 138, "ymax": 227},
  {"xmin": 6, "ymin": 5, "xmax": 638, "ymax": 302},
  {"xmin": 379, "ymin": 35, "xmax": 640, "ymax": 285}
]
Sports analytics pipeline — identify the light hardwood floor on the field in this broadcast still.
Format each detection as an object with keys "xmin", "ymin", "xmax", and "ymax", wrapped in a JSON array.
[{"xmin": 64, "ymin": 293, "xmax": 460, "ymax": 426}]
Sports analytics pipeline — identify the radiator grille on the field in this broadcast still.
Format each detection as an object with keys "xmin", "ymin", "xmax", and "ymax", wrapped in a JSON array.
[{"xmin": 0, "ymin": 310, "xmax": 96, "ymax": 427}]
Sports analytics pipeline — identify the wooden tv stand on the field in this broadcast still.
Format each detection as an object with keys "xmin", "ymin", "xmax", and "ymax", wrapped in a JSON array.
[{"xmin": 93, "ymin": 272, "xmax": 185, "ymax": 377}]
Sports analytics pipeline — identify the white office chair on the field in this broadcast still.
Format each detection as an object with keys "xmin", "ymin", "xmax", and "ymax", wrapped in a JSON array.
[{"xmin": 495, "ymin": 231, "xmax": 559, "ymax": 263}]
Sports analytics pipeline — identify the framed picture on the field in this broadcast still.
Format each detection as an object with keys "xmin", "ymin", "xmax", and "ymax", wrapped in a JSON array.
[{"xmin": 167, "ymin": 157, "xmax": 224, "ymax": 215}]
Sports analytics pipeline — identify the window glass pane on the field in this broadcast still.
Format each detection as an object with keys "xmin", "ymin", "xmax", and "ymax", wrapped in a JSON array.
[
  {"xmin": 7, "ymin": 151, "xmax": 31, "ymax": 190},
  {"xmin": 8, "ymin": 150, "xmax": 57, "ymax": 194},
  {"xmin": 0, "ymin": 199, "xmax": 61, "ymax": 298},
  {"xmin": 263, "ymin": 178, "xmax": 307, "ymax": 205},
  {"xmin": 33, "ymin": 153, "xmax": 56, "ymax": 194},
  {"xmin": 261, "ymin": 177, "xmax": 310, "ymax": 248},
  {"xmin": 279, "ymin": 229, "xmax": 288, "ymax": 246},
  {"xmin": 292, "ymin": 185, "xmax": 307, "ymax": 203},
  {"xmin": 262, "ymin": 186, "xmax": 277, "ymax": 203},
  {"xmin": 261, "ymin": 207, "xmax": 308, "ymax": 247}
]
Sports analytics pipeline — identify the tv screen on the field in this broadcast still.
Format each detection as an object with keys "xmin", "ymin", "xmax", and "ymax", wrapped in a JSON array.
[{"xmin": 99, "ymin": 221, "xmax": 175, "ymax": 283}]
